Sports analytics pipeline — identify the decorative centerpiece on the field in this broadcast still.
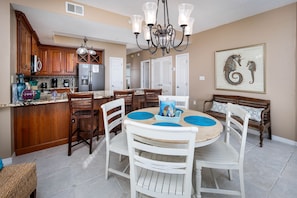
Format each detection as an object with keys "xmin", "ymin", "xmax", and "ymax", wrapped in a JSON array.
[{"xmin": 155, "ymin": 100, "xmax": 181, "ymax": 123}]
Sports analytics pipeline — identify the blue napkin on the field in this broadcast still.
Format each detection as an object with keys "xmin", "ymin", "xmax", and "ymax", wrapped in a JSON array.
[
  {"xmin": 127, "ymin": 112, "xmax": 154, "ymax": 120},
  {"xmin": 184, "ymin": 116, "xmax": 216, "ymax": 126},
  {"xmin": 153, "ymin": 122, "xmax": 182, "ymax": 127}
]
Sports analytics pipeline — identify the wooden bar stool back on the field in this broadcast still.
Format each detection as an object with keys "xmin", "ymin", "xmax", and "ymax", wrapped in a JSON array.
[
  {"xmin": 67, "ymin": 93, "xmax": 99, "ymax": 156},
  {"xmin": 144, "ymin": 88, "xmax": 162, "ymax": 108},
  {"xmin": 113, "ymin": 90, "xmax": 135, "ymax": 114}
]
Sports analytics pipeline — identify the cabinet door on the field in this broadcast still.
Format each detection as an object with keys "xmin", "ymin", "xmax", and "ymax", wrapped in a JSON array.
[
  {"xmin": 31, "ymin": 33, "xmax": 39, "ymax": 56},
  {"xmin": 18, "ymin": 21, "xmax": 32, "ymax": 76},
  {"xmin": 49, "ymin": 49, "xmax": 64, "ymax": 75},
  {"xmin": 65, "ymin": 49, "xmax": 77, "ymax": 75},
  {"xmin": 38, "ymin": 47, "xmax": 49, "ymax": 75}
]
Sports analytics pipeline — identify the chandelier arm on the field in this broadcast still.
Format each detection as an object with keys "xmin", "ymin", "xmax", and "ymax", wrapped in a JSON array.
[
  {"xmin": 135, "ymin": 34, "xmax": 150, "ymax": 50},
  {"xmin": 135, "ymin": 33, "xmax": 158, "ymax": 54},
  {"xmin": 165, "ymin": 0, "xmax": 170, "ymax": 25},
  {"xmin": 170, "ymin": 27, "xmax": 186, "ymax": 48},
  {"xmin": 150, "ymin": 26, "xmax": 159, "ymax": 48},
  {"xmin": 172, "ymin": 35, "xmax": 190, "ymax": 52}
]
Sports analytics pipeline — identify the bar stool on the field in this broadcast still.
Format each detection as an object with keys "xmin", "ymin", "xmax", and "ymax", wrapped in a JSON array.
[
  {"xmin": 113, "ymin": 90, "xmax": 135, "ymax": 114},
  {"xmin": 67, "ymin": 93, "xmax": 99, "ymax": 156},
  {"xmin": 143, "ymin": 88, "xmax": 162, "ymax": 107}
]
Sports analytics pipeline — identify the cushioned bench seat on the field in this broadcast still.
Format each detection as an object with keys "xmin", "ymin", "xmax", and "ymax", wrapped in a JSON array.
[{"xmin": 0, "ymin": 162, "xmax": 37, "ymax": 198}]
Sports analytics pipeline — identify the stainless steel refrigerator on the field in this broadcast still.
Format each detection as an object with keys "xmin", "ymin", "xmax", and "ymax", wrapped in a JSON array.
[{"xmin": 78, "ymin": 64, "xmax": 105, "ymax": 92}]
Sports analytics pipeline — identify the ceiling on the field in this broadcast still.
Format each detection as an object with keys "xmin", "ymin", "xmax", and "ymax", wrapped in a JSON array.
[{"xmin": 12, "ymin": 0, "xmax": 297, "ymax": 54}]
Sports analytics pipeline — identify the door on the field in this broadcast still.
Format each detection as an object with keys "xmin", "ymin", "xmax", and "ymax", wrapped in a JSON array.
[
  {"xmin": 141, "ymin": 60, "xmax": 150, "ymax": 88},
  {"xmin": 176, "ymin": 53, "xmax": 189, "ymax": 96},
  {"xmin": 110, "ymin": 57, "xmax": 124, "ymax": 92},
  {"xmin": 152, "ymin": 56, "xmax": 172, "ymax": 95}
]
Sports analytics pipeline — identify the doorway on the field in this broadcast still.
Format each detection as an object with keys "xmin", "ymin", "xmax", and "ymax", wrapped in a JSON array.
[
  {"xmin": 175, "ymin": 53, "xmax": 189, "ymax": 96},
  {"xmin": 141, "ymin": 60, "xmax": 150, "ymax": 89},
  {"xmin": 109, "ymin": 57, "xmax": 123, "ymax": 92}
]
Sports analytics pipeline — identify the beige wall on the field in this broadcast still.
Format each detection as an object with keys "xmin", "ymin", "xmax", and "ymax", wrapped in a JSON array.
[
  {"xmin": 129, "ymin": 4, "xmax": 297, "ymax": 142},
  {"xmin": 0, "ymin": 0, "xmax": 13, "ymax": 158},
  {"xmin": 189, "ymin": 4, "xmax": 296, "ymax": 141}
]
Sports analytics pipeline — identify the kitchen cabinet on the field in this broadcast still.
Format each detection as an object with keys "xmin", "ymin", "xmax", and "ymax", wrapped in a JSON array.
[
  {"xmin": 49, "ymin": 48, "xmax": 64, "ymax": 75},
  {"xmin": 37, "ymin": 46, "xmax": 77, "ymax": 76},
  {"xmin": 38, "ymin": 47, "xmax": 50, "ymax": 75},
  {"xmin": 65, "ymin": 49, "xmax": 77, "ymax": 75},
  {"xmin": 16, "ymin": 11, "xmax": 32, "ymax": 76},
  {"xmin": 14, "ymin": 97, "xmax": 111, "ymax": 155},
  {"xmin": 31, "ymin": 32, "xmax": 39, "ymax": 56}
]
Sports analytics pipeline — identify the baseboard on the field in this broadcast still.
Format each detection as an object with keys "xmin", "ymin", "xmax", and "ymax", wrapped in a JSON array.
[{"xmin": 2, "ymin": 157, "xmax": 12, "ymax": 166}]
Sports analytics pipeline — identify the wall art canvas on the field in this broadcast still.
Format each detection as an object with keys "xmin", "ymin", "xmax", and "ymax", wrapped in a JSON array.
[{"xmin": 215, "ymin": 44, "xmax": 265, "ymax": 93}]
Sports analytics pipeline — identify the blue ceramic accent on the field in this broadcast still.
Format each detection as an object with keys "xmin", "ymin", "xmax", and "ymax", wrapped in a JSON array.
[
  {"xmin": 184, "ymin": 116, "xmax": 216, "ymax": 126},
  {"xmin": 0, "ymin": 158, "xmax": 3, "ymax": 170},
  {"xmin": 153, "ymin": 122, "xmax": 182, "ymax": 127},
  {"xmin": 127, "ymin": 112, "xmax": 154, "ymax": 120}
]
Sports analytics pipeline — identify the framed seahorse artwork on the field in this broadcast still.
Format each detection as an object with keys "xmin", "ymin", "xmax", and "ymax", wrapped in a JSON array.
[{"xmin": 215, "ymin": 43, "xmax": 265, "ymax": 93}]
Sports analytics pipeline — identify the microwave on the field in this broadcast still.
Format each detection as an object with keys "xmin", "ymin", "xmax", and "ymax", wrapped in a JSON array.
[{"xmin": 31, "ymin": 55, "xmax": 42, "ymax": 74}]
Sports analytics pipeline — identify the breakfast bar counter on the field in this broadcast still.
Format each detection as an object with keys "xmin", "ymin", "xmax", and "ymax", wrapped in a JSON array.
[{"xmin": 10, "ymin": 91, "xmax": 113, "ymax": 155}]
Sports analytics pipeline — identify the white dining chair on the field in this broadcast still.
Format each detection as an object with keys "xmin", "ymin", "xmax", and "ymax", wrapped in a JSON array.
[
  {"xmin": 124, "ymin": 119, "xmax": 198, "ymax": 198},
  {"xmin": 158, "ymin": 95, "xmax": 189, "ymax": 109},
  {"xmin": 194, "ymin": 103, "xmax": 250, "ymax": 198},
  {"xmin": 101, "ymin": 98, "xmax": 129, "ymax": 179}
]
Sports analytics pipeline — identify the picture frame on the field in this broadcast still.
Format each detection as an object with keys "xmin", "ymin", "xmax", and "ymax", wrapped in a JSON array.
[{"xmin": 215, "ymin": 43, "xmax": 265, "ymax": 93}]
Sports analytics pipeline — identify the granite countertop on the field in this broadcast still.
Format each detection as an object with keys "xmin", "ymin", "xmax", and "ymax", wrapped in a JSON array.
[{"xmin": 0, "ymin": 90, "xmax": 113, "ymax": 108}]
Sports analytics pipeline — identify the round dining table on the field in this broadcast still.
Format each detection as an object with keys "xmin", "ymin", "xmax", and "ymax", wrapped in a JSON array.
[{"xmin": 125, "ymin": 107, "xmax": 223, "ymax": 147}]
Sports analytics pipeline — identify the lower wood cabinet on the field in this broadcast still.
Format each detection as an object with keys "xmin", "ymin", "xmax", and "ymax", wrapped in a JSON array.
[{"xmin": 14, "ymin": 97, "xmax": 111, "ymax": 155}]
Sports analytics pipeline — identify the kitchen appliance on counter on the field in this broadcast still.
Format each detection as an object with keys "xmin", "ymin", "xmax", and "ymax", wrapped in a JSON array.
[
  {"xmin": 63, "ymin": 79, "xmax": 69, "ymax": 87},
  {"xmin": 51, "ymin": 78, "xmax": 58, "ymax": 88},
  {"xmin": 78, "ymin": 64, "xmax": 105, "ymax": 92}
]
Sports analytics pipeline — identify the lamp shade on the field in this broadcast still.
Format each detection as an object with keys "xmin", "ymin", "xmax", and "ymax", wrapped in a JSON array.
[
  {"xmin": 143, "ymin": 2, "xmax": 157, "ymax": 26},
  {"xmin": 178, "ymin": 3, "xmax": 193, "ymax": 26},
  {"xmin": 76, "ymin": 46, "xmax": 88, "ymax": 55},
  {"xmin": 131, "ymin": 15, "xmax": 143, "ymax": 33},
  {"xmin": 143, "ymin": 26, "xmax": 151, "ymax": 41},
  {"xmin": 185, "ymin": 17, "xmax": 194, "ymax": 36}
]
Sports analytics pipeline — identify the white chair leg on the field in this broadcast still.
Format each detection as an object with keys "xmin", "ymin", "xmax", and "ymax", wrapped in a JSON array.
[
  {"xmin": 196, "ymin": 166, "xmax": 202, "ymax": 198},
  {"xmin": 228, "ymin": 169, "xmax": 233, "ymax": 180},
  {"xmin": 105, "ymin": 150, "xmax": 110, "ymax": 179},
  {"xmin": 239, "ymin": 168, "xmax": 245, "ymax": 198}
]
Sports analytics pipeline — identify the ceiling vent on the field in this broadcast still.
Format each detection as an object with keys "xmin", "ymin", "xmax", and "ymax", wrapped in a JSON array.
[{"xmin": 66, "ymin": 2, "xmax": 84, "ymax": 16}]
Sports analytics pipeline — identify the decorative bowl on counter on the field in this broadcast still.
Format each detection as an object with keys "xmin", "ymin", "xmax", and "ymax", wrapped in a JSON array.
[{"xmin": 22, "ymin": 89, "xmax": 35, "ymax": 101}]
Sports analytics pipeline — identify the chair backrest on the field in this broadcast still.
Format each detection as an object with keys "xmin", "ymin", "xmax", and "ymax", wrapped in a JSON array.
[
  {"xmin": 113, "ymin": 90, "xmax": 135, "ymax": 114},
  {"xmin": 225, "ymin": 103, "xmax": 251, "ymax": 164},
  {"xmin": 158, "ymin": 95, "xmax": 189, "ymax": 109},
  {"xmin": 101, "ymin": 98, "xmax": 125, "ymax": 146},
  {"xmin": 143, "ymin": 88, "xmax": 162, "ymax": 107},
  {"xmin": 68, "ymin": 93, "xmax": 94, "ymax": 117},
  {"xmin": 124, "ymin": 119, "xmax": 198, "ymax": 197}
]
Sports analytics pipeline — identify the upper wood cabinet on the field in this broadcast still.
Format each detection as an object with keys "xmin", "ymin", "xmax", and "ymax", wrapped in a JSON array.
[
  {"xmin": 16, "ymin": 10, "xmax": 104, "ymax": 77},
  {"xmin": 16, "ymin": 11, "xmax": 32, "ymax": 76},
  {"xmin": 38, "ymin": 46, "xmax": 77, "ymax": 76}
]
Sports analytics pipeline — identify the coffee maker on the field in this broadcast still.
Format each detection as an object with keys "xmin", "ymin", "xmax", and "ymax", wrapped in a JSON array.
[{"xmin": 51, "ymin": 78, "xmax": 57, "ymax": 88}]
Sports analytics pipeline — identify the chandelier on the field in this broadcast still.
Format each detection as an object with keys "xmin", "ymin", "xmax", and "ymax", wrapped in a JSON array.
[
  {"xmin": 131, "ymin": 0, "xmax": 194, "ymax": 56},
  {"xmin": 76, "ymin": 37, "xmax": 96, "ymax": 55}
]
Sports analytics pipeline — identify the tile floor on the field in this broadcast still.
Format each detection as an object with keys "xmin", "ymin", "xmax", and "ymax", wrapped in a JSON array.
[{"xmin": 12, "ymin": 131, "xmax": 297, "ymax": 198}]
